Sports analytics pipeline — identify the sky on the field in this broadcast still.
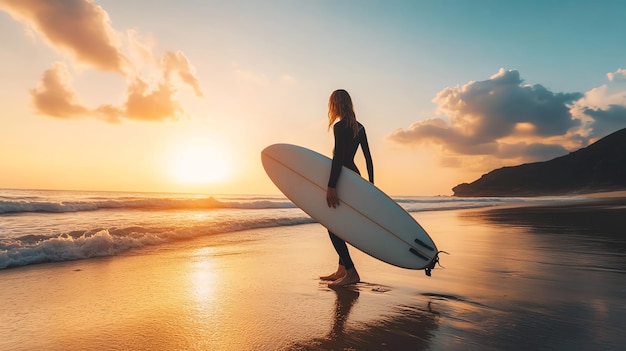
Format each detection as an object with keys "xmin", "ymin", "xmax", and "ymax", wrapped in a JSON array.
[{"xmin": 1, "ymin": 0, "xmax": 625, "ymax": 196}]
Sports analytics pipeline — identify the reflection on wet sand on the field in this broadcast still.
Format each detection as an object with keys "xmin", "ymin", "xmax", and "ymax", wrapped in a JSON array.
[
  {"xmin": 288, "ymin": 284, "xmax": 439, "ymax": 351},
  {"xmin": 474, "ymin": 198, "xmax": 626, "ymax": 273},
  {"xmin": 448, "ymin": 197, "xmax": 626, "ymax": 350},
  {"xmin": 326, "ymin": 287, "xmax": 360, "ymax": 341}
]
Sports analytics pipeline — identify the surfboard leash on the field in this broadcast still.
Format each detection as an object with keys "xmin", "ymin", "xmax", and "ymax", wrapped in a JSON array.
[{"xmin": 424, "ymin": 250, "xmax": 449, "ymax": 277}]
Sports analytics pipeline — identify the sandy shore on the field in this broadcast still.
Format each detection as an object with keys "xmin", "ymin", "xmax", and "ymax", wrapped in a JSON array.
[{"xmin": 2, "ymin": 195, "xmax": 626, "ymax": 350}]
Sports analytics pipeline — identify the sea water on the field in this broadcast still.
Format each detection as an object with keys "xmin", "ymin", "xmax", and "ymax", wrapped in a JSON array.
[{"xmin": 0, "ymin": 189, "xmax": 573, "ymax": 269}]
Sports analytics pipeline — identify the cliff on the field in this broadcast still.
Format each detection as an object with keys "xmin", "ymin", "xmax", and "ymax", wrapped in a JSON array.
[{"xmin": 452, "ymin": 128, "xmax": 626, "ymax": 197}]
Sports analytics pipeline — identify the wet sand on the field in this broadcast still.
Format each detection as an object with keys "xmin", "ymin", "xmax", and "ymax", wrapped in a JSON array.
[{"xmin": 1, "ymin": 195, "xmax": 626, "ymax": 350}]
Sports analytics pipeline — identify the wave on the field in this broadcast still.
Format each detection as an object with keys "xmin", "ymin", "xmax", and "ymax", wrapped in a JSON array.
[
  {"xmin": 395, "ymin": 196, "xmax": 523, "ymax": 212},
  {"xmin": 2, "ymin": 189, "xmax": 575, "ymax": 215},
  {"xmin": 0, "ymin": 215, "xmax": 314, "ymax": 269},
  {"xmin": 0, "ymin": 190, "xmax": 578, "ymax": 269},
  {"xmin": 0, "ymin": 195, "xmax": 513, "ymax": 215},
  {"xmin": 0, "ymin": 196, "xmax": 296, "ymax": 214}
]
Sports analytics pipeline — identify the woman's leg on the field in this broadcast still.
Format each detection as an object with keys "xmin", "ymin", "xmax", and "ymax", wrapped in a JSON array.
[
  {"xmin": 320, "ymin": 231, "xmax": 350, "ymax": 280},
  {"xmin": 328, "ymin": 231, "xmax": 354, "ymax": 270},
  {"xmin": 325, "ymin": 232, "xmax": 360, "ymax": 286}
]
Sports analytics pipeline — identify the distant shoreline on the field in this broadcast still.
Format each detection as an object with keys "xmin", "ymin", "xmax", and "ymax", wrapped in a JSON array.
[
  {"xmin": 454, "ymin": 189, "xmax": 626, "ymax": 199},
  {"xmin": 456, "ymin": 190, "xmax": 626, "ymax": 214}
]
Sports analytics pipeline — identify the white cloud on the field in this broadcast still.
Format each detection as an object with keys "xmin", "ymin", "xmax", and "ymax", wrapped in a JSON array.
[
  {"xmin": 572, "ymin": 68, "xmax": 626, "ymax": 139},
  {"xmin": 607, "ymin": 68, "xmax": 626, "ymax": 82}
]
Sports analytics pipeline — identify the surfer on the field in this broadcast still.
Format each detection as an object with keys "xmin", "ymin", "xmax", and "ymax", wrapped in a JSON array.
[{"xmin": 321, "ymin": 89, "xmax": 374, "ymax": 287}]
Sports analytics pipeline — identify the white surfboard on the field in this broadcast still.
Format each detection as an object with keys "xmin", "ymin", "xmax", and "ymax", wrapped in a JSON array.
[{"xmin": 261, "ymin": 143, "xmax": 441, "ymax": 273}]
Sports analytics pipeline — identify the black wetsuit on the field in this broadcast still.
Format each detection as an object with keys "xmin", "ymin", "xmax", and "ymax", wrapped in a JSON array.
[{"xmin": 327, "ymin": 119, "xmax": 374, "ymax": 270}]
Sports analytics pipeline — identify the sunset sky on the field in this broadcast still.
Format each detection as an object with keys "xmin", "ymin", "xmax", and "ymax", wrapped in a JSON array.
[{"xmin": 1, "ymin": 0, "xmax": 625, "ymax": 196}]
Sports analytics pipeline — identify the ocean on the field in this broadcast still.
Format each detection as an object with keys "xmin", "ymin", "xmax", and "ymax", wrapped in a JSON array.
[
  {"xmin": 0, "ymin": 189, "xmax": 577, "ymax": 270},
  {"xmin": 3, "ymin": 188, "xmax": 626, "ymax": 350}
]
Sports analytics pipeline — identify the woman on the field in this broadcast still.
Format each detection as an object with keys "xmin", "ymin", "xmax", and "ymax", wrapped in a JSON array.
[{"xmin": 321, "ymin": 89, "xmax": 374, "ymax": 287}]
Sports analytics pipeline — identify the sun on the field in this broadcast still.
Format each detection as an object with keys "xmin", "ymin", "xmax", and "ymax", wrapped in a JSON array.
[{"xmin": 172, "ymin": 144, "xmax": 231, "ymax": 184}]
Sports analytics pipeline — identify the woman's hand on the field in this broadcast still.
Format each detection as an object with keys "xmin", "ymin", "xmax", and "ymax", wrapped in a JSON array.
[{"xmin": 326, "ymin": 187, "xmax": 340, "ymax": 208}]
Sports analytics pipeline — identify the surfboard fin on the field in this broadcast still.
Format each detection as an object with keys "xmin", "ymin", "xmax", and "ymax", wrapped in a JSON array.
[
  {"xmin": 414, "ymin": 238, "xmax": 435, "ymax": 251},
  {"xmin": 409, "ymin": 248, "xmax": 428, "ymax": 260},
  {"xmin": 424, "ymin": 251, "xmax": 449, "ymax": 277}
]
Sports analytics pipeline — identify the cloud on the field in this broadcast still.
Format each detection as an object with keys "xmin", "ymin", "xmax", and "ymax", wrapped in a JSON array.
[
  {"xmin": 124, "ymin": 78, "xmax": 182, "ymax": 121},
  {"xmin": 434, "ymin": 68, "xmax": 582, "ymax": 140},
  {"xmin": 391, "ymin": 68, "xmax": 626, "ymax": 171},
  {"xmin": 582, "ymin": 105, "xmax": 626, "ymax": 139},
  {"xmin": 0, "ymin": 0, "xmax": 126, "ymax": 73},
  {"xmin": 0, "ymin": 0, "xmax": 203, "ymax": 123},
  {"xmin": 30, "ymin": 62, "xmax": 89, "ymax": 118},
  {"xmin": 572, "ymin": 69, "xmax": 626, "ymax": 112},
  {"xmin": 571, "ymin": 68, "xmax": 626, "ymax": 139},
  {"xmin": 389, "ymin": 117, "xmax": 499, "ymax": 155},
  {"xmin": 32, "ymin": 62, "xmax": 182, "ymax": 123},
  {"xmin": 607, "ymin": 68, "xmax": 626, "ymax": 82},
  {"xmin": 162, "ymin": 51, "xmax": 203, "ymax": 97},
  {"xmin": 389, "ymin": 68, "xmax": 586, "ymax": 167}
]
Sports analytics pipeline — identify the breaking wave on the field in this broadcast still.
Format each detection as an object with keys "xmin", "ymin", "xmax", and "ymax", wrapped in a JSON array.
[
  {"xmin": 0, "ymin": 215, "xmax": 314, "ymax": 269},
  {"xmin": 0, "ymin": 196, "xmax": 296, "ymax": 214}
]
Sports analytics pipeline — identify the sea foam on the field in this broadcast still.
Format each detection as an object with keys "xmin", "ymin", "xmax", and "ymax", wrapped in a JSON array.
[{"xmin": 0, "ymin": 216, "xmax": 315, "ymax": 269}]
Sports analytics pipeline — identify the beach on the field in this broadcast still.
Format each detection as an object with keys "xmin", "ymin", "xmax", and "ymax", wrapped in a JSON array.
[{"xmin": 1, "ymin": 193, "xmax": 626, "ymax": 350}]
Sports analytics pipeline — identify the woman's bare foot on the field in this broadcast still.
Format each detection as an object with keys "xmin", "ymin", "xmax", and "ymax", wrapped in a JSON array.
[
  {"xmin": 328, "ymin": 268, "xmax": 360, "ymax": 287},
  {"xmin": 320, "ymin": 265, "xmax": 346, "ymax": 281}
]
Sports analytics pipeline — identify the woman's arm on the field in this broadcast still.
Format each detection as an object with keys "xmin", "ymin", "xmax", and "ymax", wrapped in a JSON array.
[{"xmin": 361, "ymin": 128, "xmax": 374, "ymax": 184}]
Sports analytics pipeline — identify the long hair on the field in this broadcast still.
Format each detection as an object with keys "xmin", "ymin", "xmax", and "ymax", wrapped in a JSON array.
[{"xmin": 328, "ymin": 89, "xmax": 359, "ymax": 138}]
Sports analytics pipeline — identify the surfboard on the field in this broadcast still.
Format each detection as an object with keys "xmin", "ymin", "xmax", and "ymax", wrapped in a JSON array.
[{"xmin": 261, "ymin": 143, "xmax": 441, "ymax": 274}]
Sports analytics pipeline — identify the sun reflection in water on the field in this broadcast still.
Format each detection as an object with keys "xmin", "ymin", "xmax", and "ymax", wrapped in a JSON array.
[{"xmin": 189, "ymin": 248, "xmax": 219, "ymax": 305}]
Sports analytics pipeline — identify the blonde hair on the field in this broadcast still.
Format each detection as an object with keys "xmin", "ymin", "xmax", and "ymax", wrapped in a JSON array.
[{"xmin": 328, "ymin": 89, "xmax": 358, "ymax": 138}]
